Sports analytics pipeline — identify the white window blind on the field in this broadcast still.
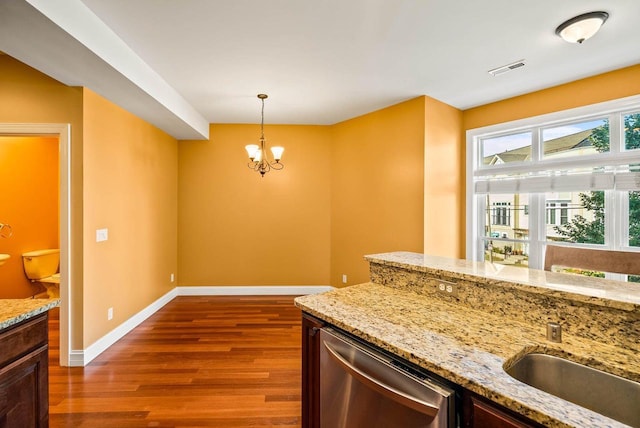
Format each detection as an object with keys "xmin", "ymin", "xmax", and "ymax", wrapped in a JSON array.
[{"xmin": 474, "ymin": 170, "xmax": 640, "ymax": 194}]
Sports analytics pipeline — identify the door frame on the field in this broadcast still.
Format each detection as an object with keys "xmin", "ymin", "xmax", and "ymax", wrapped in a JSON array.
[{"xmin": 0, "ymin": 123, "xmax": 71, "ymax": 366}]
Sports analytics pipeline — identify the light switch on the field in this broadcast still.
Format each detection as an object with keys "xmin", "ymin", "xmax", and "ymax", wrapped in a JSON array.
[{"xmin": 96, "ymin": 228, "xmax": 108, "ymax": 242}]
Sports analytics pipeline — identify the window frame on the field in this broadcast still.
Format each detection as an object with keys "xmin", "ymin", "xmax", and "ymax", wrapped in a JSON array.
[{"xmin": 466, "ymin": 95, "xmax": 640, "ymax": 272}]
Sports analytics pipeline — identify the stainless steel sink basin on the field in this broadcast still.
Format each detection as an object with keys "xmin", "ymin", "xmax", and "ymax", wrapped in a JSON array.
[{"xmin": 505, "ymin": 353, "xmax": 640, "ymax": 427}]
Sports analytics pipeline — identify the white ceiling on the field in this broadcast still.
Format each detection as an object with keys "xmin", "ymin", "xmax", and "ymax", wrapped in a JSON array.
[{"xmin": 2, "ymin": 0, "xmax": 640, "ymax": 139}]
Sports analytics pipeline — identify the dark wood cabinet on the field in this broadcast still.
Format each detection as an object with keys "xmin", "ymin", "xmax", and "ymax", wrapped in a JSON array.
[
  {"xmin": 0, "ymin": 313, "xmax": 49, "ymax": 428},
  {"xmin": 463, "ymin": 390, "xmax": 542, "ymax": 428},
  {"xmin": 301, "ymin": 313, "xmax": 324, "ymax": 428}
]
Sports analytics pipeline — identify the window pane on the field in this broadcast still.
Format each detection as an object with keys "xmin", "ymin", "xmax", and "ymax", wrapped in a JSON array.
[
  {"xmin": 546, "ymin": 191, "xmax": 604, "ymax": 245},
  {"xmin": 481, "ymin": 132, "xmax": 531, "ymax": 167},
  {"xmin": 484, "ymin": 194, "xmax": 529, "ymax": 240},
  {"xmin": 543, "ymin": 118, "xmax": 608, "ymax": 158},
  {"xmin": 624, "ymin": 112, "xmax": 640, "ymax": 151},
  {"xmin": 483, "ymin": 239, "xmax": 529, "ymax": 268},
  {"xmin": 630, "ymin": 191, "xmax": 640, "ymax": 247}
]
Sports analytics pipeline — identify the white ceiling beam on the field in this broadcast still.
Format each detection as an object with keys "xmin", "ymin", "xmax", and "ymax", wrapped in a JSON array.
[{"xmin": 0, "ymin": 0, "xmax": 209, "ymax": 140}]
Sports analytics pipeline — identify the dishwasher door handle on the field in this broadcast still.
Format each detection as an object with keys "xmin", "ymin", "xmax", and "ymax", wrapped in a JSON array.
[{"xmin": 322, "ymin": 340, "xmax": 440, "ymax": 417}]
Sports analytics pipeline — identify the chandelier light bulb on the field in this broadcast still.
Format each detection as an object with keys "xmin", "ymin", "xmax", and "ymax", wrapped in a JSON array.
[
  {"xmin": 271, "ymin": 146, "xmax": 284, "ymax": 162},
  {"xmin": 245, "ymin": 144, "xmax": 259, "ymax": 160}
]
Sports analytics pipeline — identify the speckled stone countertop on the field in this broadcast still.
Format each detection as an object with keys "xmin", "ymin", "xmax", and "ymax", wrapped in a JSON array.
[
  {"xmin": 0, "ymin": 298, "xmax": 60, "ymax": 330},
  {"xmin": 365, "ymin": 251, "xmax": 640, "ymax": 309},
  {"xmin": 295, "ymin": 252, "xmax": 640, "ymax": 428}
]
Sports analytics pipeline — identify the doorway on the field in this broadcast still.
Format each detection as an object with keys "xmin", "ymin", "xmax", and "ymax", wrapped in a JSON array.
[{"xmin": 0, "ymin": 123, "xmax": 71, "ymax": 366}]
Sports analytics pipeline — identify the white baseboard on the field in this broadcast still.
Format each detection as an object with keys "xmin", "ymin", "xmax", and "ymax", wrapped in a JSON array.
[
  {"xmin": 70, "ymin": 287, "xmax": 179, "ymax": 367},
  {"xmin": 69, "ymin": 285, "xmax": 331, "ymax": 366}
]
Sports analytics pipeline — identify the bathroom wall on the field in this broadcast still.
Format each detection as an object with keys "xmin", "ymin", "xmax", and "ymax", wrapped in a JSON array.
[
  {"xmin": 0, "ymin": 136, "xmax": 59, "ymax": 298},
  {"xmin": 178, "ymin": 124, "xmax": 332, "ymax": 287}
]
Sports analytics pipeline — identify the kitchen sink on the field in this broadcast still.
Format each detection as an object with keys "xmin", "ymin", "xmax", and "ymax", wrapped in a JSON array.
[{"xmin": 505, "ymin": 353, "xmax": 640, "ymax": 427}]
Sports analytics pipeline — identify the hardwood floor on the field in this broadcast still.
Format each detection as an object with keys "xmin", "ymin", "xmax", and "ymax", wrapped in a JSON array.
[{"xmin": 48, "ymin": 296, "xmax": 303, "ymax": 427}]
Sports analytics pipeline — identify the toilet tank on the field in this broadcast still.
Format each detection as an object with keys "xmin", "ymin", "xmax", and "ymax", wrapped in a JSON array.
[{"xmin": 22, "ymin": 249, "xmax": 60, "ymax": 280}]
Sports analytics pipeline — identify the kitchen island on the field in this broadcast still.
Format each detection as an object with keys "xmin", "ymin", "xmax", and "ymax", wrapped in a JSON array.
[
  {"xmin": 295, "ymin": 252, "xmax": 640, "ymax": 428},
  {"xmin": 0, "ymin": 298, "xmax": 59, "ymax": 427}
]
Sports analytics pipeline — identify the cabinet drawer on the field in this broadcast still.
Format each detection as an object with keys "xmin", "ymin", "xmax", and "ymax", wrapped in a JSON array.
[{"xmin": 0, "ymin": 314, "xmax": 48, "ymax": 367}]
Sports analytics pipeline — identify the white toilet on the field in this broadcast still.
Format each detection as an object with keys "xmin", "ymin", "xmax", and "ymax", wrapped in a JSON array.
[{"xmin": 22, "ymin": 249, "xmax": 60, "ymax": 298}]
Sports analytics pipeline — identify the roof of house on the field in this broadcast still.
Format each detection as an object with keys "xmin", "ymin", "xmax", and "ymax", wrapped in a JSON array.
[{"xmin": 484, "ymin": 129, "xmax": 595, "ymax": 165}]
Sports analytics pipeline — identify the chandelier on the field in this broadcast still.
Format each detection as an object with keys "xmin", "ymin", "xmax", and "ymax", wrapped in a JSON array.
[{"xmin": 245, "ymin": 94, "xmax": 284, "ymax": 177}]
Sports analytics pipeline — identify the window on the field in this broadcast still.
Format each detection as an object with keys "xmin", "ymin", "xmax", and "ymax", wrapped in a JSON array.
[
  {"xmin": 481, "ymin": 132, "xmax": 531, "ymax": 166},
  {"xmin": 467, "ymin": 96, "xmax": 640, "ymax": 277},
  {"xmin": 492, "ymin": 202, "xmax": 511, "ymax": 225},
  {"xmin": 547, "ymin": 203, "xmax": 556, "ymax": 225},
  {"xmin": 560, "ymin": 203, "xmax": 568, "ymax": 225},
  {"xmin": 542, "ymin": 118, "xmax": 609, "ymax": 158},
  {"xmin": 623, "ymin": 112, "xmax": 640, "ymax": 151}
]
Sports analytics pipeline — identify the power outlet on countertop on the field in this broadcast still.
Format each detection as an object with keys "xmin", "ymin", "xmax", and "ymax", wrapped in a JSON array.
[{"xmin": 436, "ymin": 280, "xmax": 458, "ymax": 297}]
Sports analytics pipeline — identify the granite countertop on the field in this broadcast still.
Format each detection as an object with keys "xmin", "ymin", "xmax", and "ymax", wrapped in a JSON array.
[
  {"xmin": 0, "ymin": 298, "xmax": 60, "ymax": 330},
  {"xmin": 365, "ymin": 251, "xmax": 640, "ymax": 310},
  {"xmin": 295, "ymin": 252, "xmax": 640, "ymax": 428}
]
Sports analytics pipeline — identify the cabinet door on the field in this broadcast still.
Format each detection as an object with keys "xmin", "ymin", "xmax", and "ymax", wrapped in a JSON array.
[
  {"xmin": 301, "ymin": 313, "xmax": 324, "ymax": 428},
  {"xmin": 464, "ymin": 391, "xmax": 540, "ymax": 428},
  {"xmin": 0, "ymin": 344, "xmax": 49, "ymax": 428}
]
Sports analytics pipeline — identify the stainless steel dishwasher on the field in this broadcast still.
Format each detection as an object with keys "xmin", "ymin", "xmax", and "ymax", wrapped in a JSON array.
[{"xmin": 319, "ymin": 328, "xmax": 455, "ymax": 428}]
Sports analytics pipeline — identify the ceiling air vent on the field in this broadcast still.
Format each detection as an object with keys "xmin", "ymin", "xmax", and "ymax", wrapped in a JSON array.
[{"xmin": 488, "ymin": 60, "xmax": 526, "ymax": 76}]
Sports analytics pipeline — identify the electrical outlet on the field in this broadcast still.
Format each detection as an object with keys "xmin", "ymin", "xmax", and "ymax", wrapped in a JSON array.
[
  {"xmin": 342, "ymin": 274, "xmax": 347, "ymax": 284},
  {"xmin": 170, "ymin": 273, "xmax": 175, "ymax": 282},
  {"xmin": 436, "ymin": 280, "xmax": 458, "ymax": 297},
  {"xmin": 107, "ymin": 307, "xmax": 113, "ymax": 320}
]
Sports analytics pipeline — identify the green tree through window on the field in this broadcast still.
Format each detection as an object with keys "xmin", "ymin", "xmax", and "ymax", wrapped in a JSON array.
[{"xmin": 554, "ymin": 114, "xmax": 640, "ymax": 247}]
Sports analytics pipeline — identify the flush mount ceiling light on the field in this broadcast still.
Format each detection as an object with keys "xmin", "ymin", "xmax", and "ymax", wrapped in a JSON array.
[
  {"xmin": 555, "ymin": 11, "xmax": 609, "ymax": 44},
  {"xmin": 244, "ymin": 94, "xmax": 284, "ymax": 177}
]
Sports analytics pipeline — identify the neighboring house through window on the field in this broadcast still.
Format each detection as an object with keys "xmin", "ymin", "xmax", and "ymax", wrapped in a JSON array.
[{"xmin": 466, "ymin": 95, "xmax": 640, "ymax": 281}]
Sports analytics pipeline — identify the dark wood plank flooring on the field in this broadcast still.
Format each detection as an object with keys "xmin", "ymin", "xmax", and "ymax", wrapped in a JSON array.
[{"xmin": 48, "ymin": 296, "xmax": 302, "ymax": 427}]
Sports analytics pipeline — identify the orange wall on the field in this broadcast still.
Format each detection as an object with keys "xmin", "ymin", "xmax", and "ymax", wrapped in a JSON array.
[
  {"xmin": 0, "ymin": 55, "xmax": 84, "ymax": 348},
  {"xmin": 82, "ymin": 88, "xmax": 178, "ymax": 347},
  {"xmin": 330, "ymin": 97, "xmax": 425, "ymax": 287},
  {"xmin": 178, "ymin": 124, "xmax": 331, "ymax": 286},
  {"xmin": 424, "ymin": 96, "xmax": 463, "ymax": 258},
  {"xmin": 0, "ymin": 136, "xmax": 59, "ymax": 298},
  {"xmin": 464, "ymin": 64, "xmax": 640, "ymax": 130}
]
